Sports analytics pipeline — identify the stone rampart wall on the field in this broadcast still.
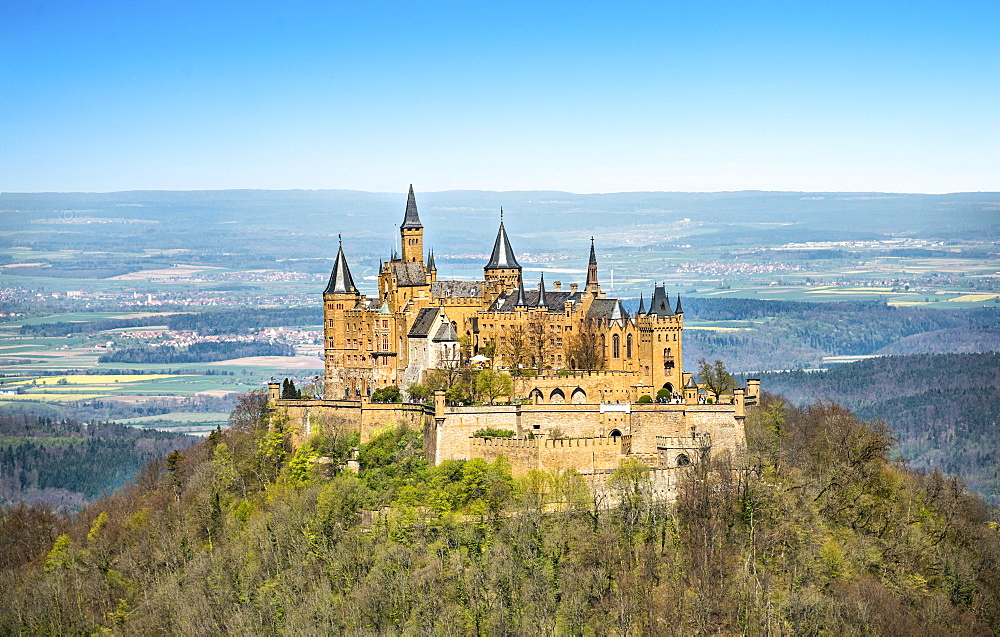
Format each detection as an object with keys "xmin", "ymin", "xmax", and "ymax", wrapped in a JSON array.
[{"xmin": 272, "ymin": 399, "xmax": 429, "ymax": 446}]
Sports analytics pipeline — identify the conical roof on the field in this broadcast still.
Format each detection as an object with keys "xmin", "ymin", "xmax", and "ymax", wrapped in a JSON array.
[
  {"xmin": 535, "ymin": 272, "xmax": 547, "ymax": 307},
  {"xmin": 400, "ymin": 184, "xmax": 422, "ymax": 230},
  {"xmin": 514, "ymin": 276, "xmax": 528, "ymax": 306},
  {"xmin": 427, "ymin": 250, "xmax": 436, "ymax": 272},
  {"xmin": 637, "ymin": 294, "xmax": 646, "ymax": 315},
  {"xmin": 684, "ymin": 376, "xmax": 699, "ymax": 389},
  {"xmin": 674, "ymin": 295, "xmax": 683, "ymax": 314},
  {"xmin": 485, "ymin": 212, "xmax": 521, "ymax": 270},
  {"xmin": 650, "ymin": 285, "xmax": 674, "ymax": 316},
  {"xmin": 324, "ymin": 241, "xmax": 357, "ymax": 295}
]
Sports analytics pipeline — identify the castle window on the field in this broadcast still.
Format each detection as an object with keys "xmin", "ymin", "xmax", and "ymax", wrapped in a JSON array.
[
  {"xmin": 612, "ymin": 334, "xmax": 620, "ymax": 358},
  {"xmin": 626, "ymin": 334, "xmax": 633, "ymax": 358}
]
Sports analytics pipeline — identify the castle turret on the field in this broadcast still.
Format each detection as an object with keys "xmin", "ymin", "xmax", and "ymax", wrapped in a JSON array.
[
  {"xmin": 637, "ymin": 293, "xmax": 646, "ymax": 315},
  {"xmin": 400, "ymin": 185, "xmax": 424, "ymax": 264},
  {"xmin": 427, "ymin": 249, "xmax": 437, "ymax": 283},
  {"xmin": 484, "ymin": 209, "xmax": 522, "ymax": 288},
  {"xmin": 535, "ymin": 272, "xmax": 548, "ymax": 308},
  {"xmin": 323, "ymin": 239, "xmax": 362, "ymax": 398},
  {"xmin": 585, "ymin": 237, "xmax": 599, "ymax": 293}
]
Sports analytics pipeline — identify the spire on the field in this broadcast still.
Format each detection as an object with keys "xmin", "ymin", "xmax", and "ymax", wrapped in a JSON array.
[
  {"xmin": 535, "ymin": 273, "xmax": 547, "ymax": 308},
  {"xmin": 514, "ymin": 275, "xmax": 528, "ymax": 307},
  {"xmin": 485, "ymin": 214, "xmax": 521, "ymax": 270},
  {"xmin": 324, "ymin": 242, "xmax": 358, "ymax": 295},
  {"xmin": 585, "ymin": 237, "xmax": 599, "ymax": 290},
  {"xmin": 637, "ymin": 294, "xmax": 646, "ymax": 315},
  {"xmin": 674, "ymin": 295, "xmax": 683, "ymax": 314},
  {"xmin": 400, "ymin": 184, "xmax": 422, "ymax": 230},
  {"xmin": 427, "ymin": 249, "xmax": 436, "ymax": 272},
  {"xmin": 650, "ymin": 285, "xmax": 674, "ymax": 316}
]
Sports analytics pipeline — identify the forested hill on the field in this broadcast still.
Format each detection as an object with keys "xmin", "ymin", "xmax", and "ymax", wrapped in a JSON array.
[
  {"xmin": 0, "ymin": 415, "xmax": 197, "ymax": 509},
  {"xmin": 756, "ymin": 352, "xmax": 1000, "ymax": 504},
  {"xmin": 677, "ymin": 299, "xmax": 999, "ymax": 372},
  {"xmin": 1, "ymin": 394, "xmax": 998, "ymax": 633}
]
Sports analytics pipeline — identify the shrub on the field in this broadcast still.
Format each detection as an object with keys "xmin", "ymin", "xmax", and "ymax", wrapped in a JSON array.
[
  {"xmin": 472, "ymin": 428, "xmax": 515, "ymax": 439},
  {"xmin": 637, "ymin": 394, "xmax": 653, "ymax": 404}
]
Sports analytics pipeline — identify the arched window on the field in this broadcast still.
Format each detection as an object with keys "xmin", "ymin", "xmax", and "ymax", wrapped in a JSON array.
[
  {"xmin": 626, "ymin": 334, "xmax": 633, "ymax": 358},
  {"xmin": 612, "ymin": 334, "xmax": 620, "ymax": 358}
]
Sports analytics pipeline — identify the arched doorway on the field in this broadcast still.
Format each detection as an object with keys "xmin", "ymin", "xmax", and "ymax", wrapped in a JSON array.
[
  {"xmin": 662, "ymin": 382, "xmax": 674, "ymax": 394},
  {"xmin": 529, "ymin": 388, "xmax": 543, "ymax": 405},
  {"xmin": 609, "ymin": 428, "xmax": 622, "ymax": 439}
]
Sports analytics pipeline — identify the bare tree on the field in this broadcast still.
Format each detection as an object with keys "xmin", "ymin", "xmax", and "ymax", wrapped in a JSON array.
[{"xmin": 565, "ymin": 318, "xmax": 605, "ymax": 370}]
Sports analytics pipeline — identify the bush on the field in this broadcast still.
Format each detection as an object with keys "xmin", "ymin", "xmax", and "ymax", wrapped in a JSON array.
[
  {"xmin": 637, "ymin": 394, "xmax": 653, "ymax": 404},
  {"xmin": 371, "ymin": 385, "xmax": 401, "ymax": 403},
  {"xmin": 472, "ymin": 428, "xmax": 515, "ymax": 439},
  {"xmin": 655, "ymin": 388, "xmax": 670, "ymax": 400}
]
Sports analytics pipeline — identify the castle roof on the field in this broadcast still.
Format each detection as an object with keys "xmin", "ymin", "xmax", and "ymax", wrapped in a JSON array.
[
  {"xmin": 324, "ymin": 242, "xmax": 357, "ymax": 295},
  {"xmin": 588, "ymin": 298, "xmax": 628, "ymax": 323},
  {"xmin": 431, "ymin": 280, "xmax": 483, "ymax": 298},
  {"xmin": 588, "ymin": 237, "xmax": 597, "ymax": 266},
  {"xmin": 390, "ymin": 261, "xmax": 427, "ymax": 287},
  {"xmin": 400, "ymin": 184, "xmax": 423, "ymax": 230},
  {"xmin": 637, "ymin": 294, "xmax": 646, "ymax": 315},
  {"xmin": 485, "ymin": 216, "xmax": 521, "ymax": 270},
  {"xmin": 513, "ymin": 277, "xmax": 528, "ymax": 307},
  {"xmin": 490, "ymin": 287, "xmax": 582, "ymax": 312},
  {"xmin": 426, "ymin": 250, "xmax": 436, "ymax": 272},
  {"xmin": 685, "ymin": 376, "xmax": 699, "ymax": 389},
  {"xmin": 650, "ymin": 285, "xmax": 674, "ymax": 317},
  {"xmin": 408, "ymin": 307, "xmax": 440, "ymax": 337},
  {"xmin": 535, "ymin": 273, "xmax": 547, "ymax": 307},
  {"xmin": 675, "ymin": 295, "xmax": 683, "ymax": 314},
  {"xmin": 432, "ymin": 321, "xmax": 458, "ymax": 342}
]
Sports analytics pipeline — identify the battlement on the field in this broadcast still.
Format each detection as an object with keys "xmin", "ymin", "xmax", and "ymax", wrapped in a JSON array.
[
  {"xmin": 656, "ymin": 433, "xmax": 711, "ymax": 449},
  {"xmin": 469, "ymin": 435, "xmax": 630, "ymax": 451}
]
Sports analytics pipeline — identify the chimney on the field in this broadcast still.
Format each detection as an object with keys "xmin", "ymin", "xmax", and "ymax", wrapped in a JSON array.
[
  {"xmin": 553, "ymin": 280, "xmax": 562, "ymax": 291},
  {"xmin": 570, "ymin": 283, "xmax": 579, "ymax": 292}
]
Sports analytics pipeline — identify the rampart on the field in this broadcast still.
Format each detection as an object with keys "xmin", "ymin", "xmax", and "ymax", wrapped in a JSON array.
[
  {"xmin": 270, "ymin": 397, "xmax": 430, "ymax": 447},
  {"xmin": 470, "ymin": 435, "xmax": 629, "ymax": 476}
]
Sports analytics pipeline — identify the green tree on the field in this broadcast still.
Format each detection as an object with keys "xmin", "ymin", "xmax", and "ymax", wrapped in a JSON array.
[
  {"xmin": 697, "ymin": 358, "xmax": 735, "ymax": 402},
  {"xmin": 476, "ymin": 369, "xmax": 512, "ymax": 404}
]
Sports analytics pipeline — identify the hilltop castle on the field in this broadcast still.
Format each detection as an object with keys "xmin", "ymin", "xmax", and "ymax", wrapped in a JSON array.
[
  {"xmin": 272, "ymin": 187, "xmax": 758, "ymax": 484},
  {"xmin": 323, "ymin": 185, "xmax": 687, "ymax": 404}
]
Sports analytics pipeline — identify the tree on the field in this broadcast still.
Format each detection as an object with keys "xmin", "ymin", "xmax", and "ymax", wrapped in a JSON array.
[
  {"xmin": 697, "ymin": 358, "xmax": 735, "ymax": 402},
  {"xmin": 564, "ymin": 318, "xmax": 604, "ymax": 370},
  {"xmin": 371, "ymin": 385, "xmax": 401, "ymax": 403},
  {"xmin": 281, "ymin": 378, "xmax": 301, "ymax": 399},
  {"xmin": 526, "ymin": 314, "xmax": 555, "ymax": 373},
  {"xmin": 499, "ymin": 326, "xmax": 531, "ymax": 374},
  {"xmin": 476, "ymin": 370, "xmax": 512, "ymax": 405}
]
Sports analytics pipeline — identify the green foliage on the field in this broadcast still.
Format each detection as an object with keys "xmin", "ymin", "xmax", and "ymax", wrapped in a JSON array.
[
  {"xmin": 371, "ymin": 385, "xmax": 401, "ymax": 403},
  {"xmin": 697, "ymin": 357, "xmax": 735, "ymax": 400},
  {"xmin": 637, "ymin": 394, "xmax": 653, "ymax": 404},
  {"xmin": 280, "ymin": 378, "xmax": 301, "ymax": 399},
  {"xmin": 472, "ymin": 427, "xmax": 515, "ymax": 439},
  {"xmin": 3, "ymin": 393, "xmax": 1000, "ymax": 635},
  {"xmin": 655, "ymin": 388, "xmax": 669, "ymax": 400}
]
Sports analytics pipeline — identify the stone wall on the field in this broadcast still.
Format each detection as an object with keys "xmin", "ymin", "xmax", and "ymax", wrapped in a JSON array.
[
  {"xmin": 469, "ymin": 435, "xmax": 629, "ymax": 476},
  {"xmin": 271, "ymin": 398, "xmax": 429, "ymax": 446}
]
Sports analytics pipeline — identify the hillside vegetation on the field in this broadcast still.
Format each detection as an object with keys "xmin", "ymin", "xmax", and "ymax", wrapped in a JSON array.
[
  {"xmin": 758, "ymin": 352, "xmax": 1000, "ymax": 505},
  {"xmin": 1, "ymin": 393, "xmax": 998, "ymax": 634}
]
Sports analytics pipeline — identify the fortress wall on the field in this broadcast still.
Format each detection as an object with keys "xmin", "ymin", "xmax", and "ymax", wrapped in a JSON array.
[
  {"xmin": 629, "ymin": 407, "xmax": 687, "ymax": 455},
  {"xmin": 470, "ymin": 437, "xmax": 540, "ymax": 473},
  {"xmin": 683, "ymin": 406, "xmax": 744, "ymax": 458},
  {"xmin": 538, "ymin": 436, "xmax": 626, "ymax": 474},
  {"xmin": 271, "ymin": 399, "xmax": 428, "ymax": 446},
  {"xmin": 433, "ymin": 406, "xmax": 520, "ymax": 463}
]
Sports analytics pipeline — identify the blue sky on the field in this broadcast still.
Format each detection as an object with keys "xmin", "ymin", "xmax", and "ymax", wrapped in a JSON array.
[{"xmin": 2, "ymin": 1, "xmax": 998, "ymax": 193}]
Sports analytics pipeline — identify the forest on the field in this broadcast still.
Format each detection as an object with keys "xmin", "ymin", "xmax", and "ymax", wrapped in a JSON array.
[
  {"xmin": 98, "ymin": 341, "xmax": 294, "ymax": 364},
  {"xmin": 1, "ymin": 392, "xmax": 998, "ymax": 634},
  {"xmin": 757, "ymin": 352, "xmax": 1000, "ymax": 505},
  {"xmin": 0, "ymin": 414, "xmax": 196, "ymax": 509}
]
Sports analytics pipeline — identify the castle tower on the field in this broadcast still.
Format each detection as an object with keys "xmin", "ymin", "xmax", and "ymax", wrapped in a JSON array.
[
  {"xmin": 323, "ymin": 239, "xmax": 361, "ymax": 398},
  {"xmin": 484, "ymin": 209, "xmax": 522, "ymax": 288},
  {"xmin": 585, "ymin": 237, "xmax": 600, "ymax": 293},
  {"xmin": 400, "ymin": 185, "xmax": 424, "ymax": 264},
  {"xmin": 641, "ymin": 284, "xmax": 684, "ymax": 395}
]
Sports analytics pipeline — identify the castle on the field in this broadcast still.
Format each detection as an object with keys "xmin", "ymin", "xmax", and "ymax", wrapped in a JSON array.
[{"xmin": 271, "ymin": 186, "xmax": 758, "ymax": 483}]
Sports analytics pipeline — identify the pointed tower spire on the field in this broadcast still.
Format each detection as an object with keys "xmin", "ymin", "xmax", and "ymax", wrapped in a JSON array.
[
  {"xmin": 400, "ymin": 184, "xmax": 422, "ymax": 230},
  {"xmin": 585, "ymin": 237, "xmax": 599, "ymax": 292},
  {"xmin": 637, "ymin": 293, "xmax": 646, "ymax": 315},
  {"xmin": 324, "ymin": 242, "xmax": 358, "ymax": 295},
  {"xmin": 650, "ymin": 285, "xmax": 674, "ymax": 316},
  {"xmin": 674, "ymin": 295, "xmax": 683, "ymax": 314},
  {"xmin": 535, "ymin": 273, "xmax": 547, "ymax": 308},
  {"xmin": 427, "ymin": 249, "xmax": 436, "ymax": 272},
  {"xmin": 485, "ymin": 213, "xmax": 521, "ymax": 271},
  {"xmin": 514, "ymin": 275, "xmax": 528, "ymax": 307}
]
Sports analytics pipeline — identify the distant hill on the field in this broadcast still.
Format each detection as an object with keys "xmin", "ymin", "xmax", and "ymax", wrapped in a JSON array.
[{"xmin": 755, "ymin": 352, "xmax": 1000, "ymax": 504}]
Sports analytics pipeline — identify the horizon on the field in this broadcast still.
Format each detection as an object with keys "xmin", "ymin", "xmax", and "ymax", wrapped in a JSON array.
[{"xmin": 2, "ymin": 1, "xmax": 999, "ymax": 194}]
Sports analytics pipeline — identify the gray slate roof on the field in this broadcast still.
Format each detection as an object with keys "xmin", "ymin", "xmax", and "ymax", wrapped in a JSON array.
[
  {"xmin": 431, "ymin": 281, "xmax": 483, "ymax": 298},
  {"xmin": 400, "ymin": 184, "xmax": 422, "ymax": 230},
  {"xmin": 489, "ymin": 289, "xmax": 582, "ymax": 312},
  {"xmin": 649, "ymin": 286, "xmax": 674, "ymax": 317},
  {"xmin": 390, "ymin": 262, "xmax": 427, "ymax": 287},
  {"xmin": 485, "ymin": 221, "xmax": 521, "ymax": 270},
  {"xmin": 324, "ymin": 245, "xmax": 357, "ymax": 295},
  {"xmin": 432, "ymin": 321, "xmax": 458, "ymax": 342},
  {"xmin": 587, "ymin": 298, "xmax": 628, "ymax": 322},
  {"xmin": 408, "ymin": 307, "xmax": 439, "ymax": 337}
]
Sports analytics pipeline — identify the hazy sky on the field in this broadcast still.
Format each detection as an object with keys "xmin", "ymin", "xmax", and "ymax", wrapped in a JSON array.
[{"xmin": 2, "ymin": 1, "xmax": 998, "ymax": 194}]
